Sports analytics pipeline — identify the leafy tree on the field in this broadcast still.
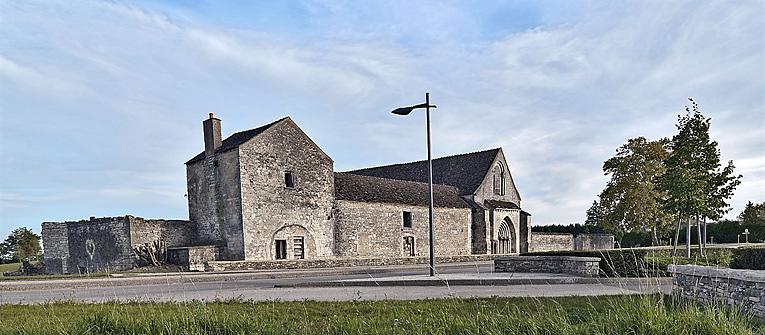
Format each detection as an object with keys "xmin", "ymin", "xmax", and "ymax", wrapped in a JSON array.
[
  {"xmin": 598, "ymin": 137, "xmax": 671, "ymax": 245},
  {"xmin": 584, "ymin": 200, "xmax": 604, "ymax": 227},
  {"xmin": 658, "ymin": 98, "xmax": 741, "ymax": 256},
  {"xmin": 0, "ymin": 227, "xmax": 41, "ymax": 262},
  {"xmin": 738, "ymin": 201, "xmax": 765, "ymax": 225}
]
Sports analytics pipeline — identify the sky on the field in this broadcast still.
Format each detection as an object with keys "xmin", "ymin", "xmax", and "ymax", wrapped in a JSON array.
[{"xmin": 0, "ymin": 0, "xmax": 763, "ymax": 239}]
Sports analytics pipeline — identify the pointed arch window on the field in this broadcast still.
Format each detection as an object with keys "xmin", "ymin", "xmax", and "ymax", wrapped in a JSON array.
[{"xmin": 492, "ymin": 163, "xmax": 505, "ymax": 195}]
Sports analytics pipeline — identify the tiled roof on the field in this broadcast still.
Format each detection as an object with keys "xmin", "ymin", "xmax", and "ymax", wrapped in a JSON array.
[
  {"xmin": 334, "ymin": 172, "xmax": 469, "ymax": 208},
  {"xmin": 484, "ymin": 200, "xmax": 520, "ymax": 209},
  {"xmin": 344, "ymin": 148, "xmax": 501, "ymax": 196},
  {"xmin": 186, "ymin": 117, "xmax": 287, "ymax": 164}
]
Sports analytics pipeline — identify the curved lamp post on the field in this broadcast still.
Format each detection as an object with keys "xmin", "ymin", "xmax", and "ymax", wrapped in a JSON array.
[{"xmin": 391, "ymin": 92, "xmax": 437, "ymax": 276}]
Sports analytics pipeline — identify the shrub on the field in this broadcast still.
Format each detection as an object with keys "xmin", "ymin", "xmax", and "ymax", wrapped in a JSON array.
[{"xmin": 730, "ymin": 247, "xmax": 765, "ymax": 270}]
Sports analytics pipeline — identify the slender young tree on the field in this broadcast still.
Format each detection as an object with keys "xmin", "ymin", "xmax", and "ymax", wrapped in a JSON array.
[{"xmin": 658, "ymin": 98, "xmax": 741, "ymax": 256}]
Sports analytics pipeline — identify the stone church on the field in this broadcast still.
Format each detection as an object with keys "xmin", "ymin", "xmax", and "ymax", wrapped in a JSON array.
[{"xmin": 42, "ymin": 114, "xmax": 531, "ymax": 273}]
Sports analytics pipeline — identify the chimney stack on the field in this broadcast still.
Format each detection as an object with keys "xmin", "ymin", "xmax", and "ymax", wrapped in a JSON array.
[{"xmin": 203, "ymin": 113, "xmax": 222, "ymax": 158}]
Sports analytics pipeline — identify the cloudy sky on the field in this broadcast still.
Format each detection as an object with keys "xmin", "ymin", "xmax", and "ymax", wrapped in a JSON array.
[{"xmin": 1, "ymin": 0, "xmax": 763, "ymax": 238}]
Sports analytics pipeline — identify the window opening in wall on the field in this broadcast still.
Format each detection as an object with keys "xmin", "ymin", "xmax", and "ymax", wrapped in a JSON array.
[
  {"xmin": 284, "ymin": 172, "xmax": 295, "ymax": 188},
  {"xmin": 403, "ymin": 236, "xmax": 415, "ymax": 256},
  {"xmin": 293, "ymin": 237, "xmax": 304, "ymax": 259},
  {"xmin": 403, "ymin": 211, "xmax": 413, "ymax": 228},
  {"xmin": 275, "ymin": 239, "xmax": 287, "ymax": 259},
  {"xmin": 492, "ymin": 163, "xmax": 505, "ymax": 195}
]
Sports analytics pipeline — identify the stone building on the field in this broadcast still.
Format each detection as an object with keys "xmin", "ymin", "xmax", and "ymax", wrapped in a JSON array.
[{"xmin": 42, "ymin": 114, "xmax": 531, "ymax": 273}]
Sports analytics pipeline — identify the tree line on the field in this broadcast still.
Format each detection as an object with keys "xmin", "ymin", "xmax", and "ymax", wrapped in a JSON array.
[{"xmin": 587, "ymin": 98, "xmax": 748, "ymax": 256}]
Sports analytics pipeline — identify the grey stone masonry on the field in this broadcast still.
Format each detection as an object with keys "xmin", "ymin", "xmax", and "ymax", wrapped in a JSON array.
[
  {"xmin": 42, "ymin": 216, "xmax": 192, "ymax": 274},
  {"xmin": 207, "ymin": 254, "xmax": 496, "ymax": 271},
  {"xmin": 494, "ymin": 255, "xmax": 601, "ymax": 277},
  {"xmin": 529, "ymin": 232, "xmax": 574, "ymax": 252},
  {"xmin": 669, "ymin": 265, "xmax": 765, "ymax": 320}
]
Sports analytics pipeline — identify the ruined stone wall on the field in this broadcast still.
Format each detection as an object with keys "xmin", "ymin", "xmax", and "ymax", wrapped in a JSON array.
[
  {"xmin": 41, "ymin": 221, "xmax": 70, "ymax": 274},
  {"xmin": 494, "ymin": 255, "xmax": 600, "ymax": 277},
  {"xmin": 186, "ymin": 149, "xmax": 244, "ymax": 258},
  {"xmin": 128, "ymin": 217, "xmax": 194, "ymax": 248},
  {"xmin": 574, "ymin": 233, "xmax": 614, "ymax": 251},
  {"xmin": 238, "ymin": 119, "xmax": 335, "ymax": 260},
  {"xmin": 334, "ymin": 200, "xmax": 471, "ymax": 258},
  {"xmin": 42, "ymin": 216, "xmax": 134, "ymax": 274},
  {"xmin": 529, "ymin": 232, "xmax": 574, "ymax": 252}
]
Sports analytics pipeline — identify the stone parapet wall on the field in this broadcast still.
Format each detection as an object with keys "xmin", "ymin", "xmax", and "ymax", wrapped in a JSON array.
[
  {"xmin": 669, "ymin": 265, "xmax": 765, "ymax": 320},
  {"xmin": 574, "ymin": 234, "xmax": 614, "ymax": 251},
  {"xmin": 494, "ymin": 255, "xmax": 601, "ymax": 277},
  {"xmin": 206, "ymin": 254, "xmax": 495, "ymax": 271},
  {"xmin": 529, "ymin": 232, "xmax": 574, "ymax": 252},
  {"xmin": 129, "ymin": 217, "xmax": 194, "ymax": 248}
]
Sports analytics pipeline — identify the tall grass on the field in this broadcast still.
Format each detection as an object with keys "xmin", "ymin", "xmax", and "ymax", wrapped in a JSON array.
[{"xmin": 1, "ymin": 295, "xmax": 761, "ymax": 335}]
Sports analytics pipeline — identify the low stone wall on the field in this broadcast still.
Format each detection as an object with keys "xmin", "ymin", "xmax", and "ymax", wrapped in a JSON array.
[
  {"xmin": 669, "ymin": 265, "xmax": 765, "ymax": 320},
  {"xmin": 494, "ymin": 255, "xmax": 601, "ymax": 277},
  {"xmin": 167, "ymin": 245, "xmax": 221, "ymax": 271},
  {"xmin": 206, "ymin": 254, "xmax": 496, "ymax": 272}
]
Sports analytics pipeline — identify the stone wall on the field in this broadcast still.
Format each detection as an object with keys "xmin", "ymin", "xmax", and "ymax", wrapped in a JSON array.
[
  {"xmin": 42, "ymin": 217, "xmax": 134, "ymax": 274},
  {"xmin": 529, "ymin": 232, "xmax": 574, "ymax": 252},
  {"xmin": 42, "ymin": 215, "xmax": 193, "ymax": 274},
  {"xmin": 129, "ymin": 217, "xmax": 194, "ymax": 247},
  {"xmin": 669, "ymin": 265, "xmax": 765, "ymax": 320},
  {"xmin": 239, "ymin": 119, "xmax": 335, "ymax": 261},
  {"xmin": 186, "ymin": 148, "xmax": 243, "ymax": 258},
  {"xmin": 167, "ymin": 245, "xmax": 221, "ymax": 271},
  {"xmin": 207, "ymin": 254, "xmax": 496, "ymax": 271},
  {"xmin": 334, "ymin": 200, "xmax": 471, "ymax": 258},
  {"xmin": 574, "ymin": 233, "xmax": 614, "ymax": 251},
  {"xmin": 494, "ymin": 255, "xmax": 600, "ymax": 277}
]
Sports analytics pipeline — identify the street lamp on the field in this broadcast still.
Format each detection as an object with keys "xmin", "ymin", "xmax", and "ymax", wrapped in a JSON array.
[{"xmin": 391, "ymin": 92, "xmax": 438, "ymax": 277}]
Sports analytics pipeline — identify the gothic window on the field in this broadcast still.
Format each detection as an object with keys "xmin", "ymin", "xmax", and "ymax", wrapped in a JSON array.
[
  {"xmin": 492, "ymin": 163, "xmax": 505, "ymax": 195},
  {"xmin": 284, "ymin": 171, "xmax": 295, "ymax": 188}
]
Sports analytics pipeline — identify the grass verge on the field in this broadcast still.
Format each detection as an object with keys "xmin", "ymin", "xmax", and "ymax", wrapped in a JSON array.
[{"xmin": 0, "ymin": 295, "xmax": 761, "ymax": 334}]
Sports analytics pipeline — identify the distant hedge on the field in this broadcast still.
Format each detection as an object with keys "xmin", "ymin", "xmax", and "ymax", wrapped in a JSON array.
[
  {"xmin": 531, "ymin": 224, "xmax": 606, "ymax": 235},
  {"xmin": 677, "ymin": 223, "xmax": 765, "ymax": 244},
  {"xmin": 730, "ymin": 247, "xmax": 765, "ymax": 270}
]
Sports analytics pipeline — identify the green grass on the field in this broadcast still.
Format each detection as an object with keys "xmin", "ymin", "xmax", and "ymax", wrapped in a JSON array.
[
  {"xmin": 0, "ymin": 295, "xmax": 761, "ymax": 334},
  {"xmin": 0, "ymin": 262, "xmax": 21, "ymax": 276}
]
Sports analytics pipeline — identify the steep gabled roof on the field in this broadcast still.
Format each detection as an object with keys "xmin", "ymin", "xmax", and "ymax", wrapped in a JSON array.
[
  {"xmin": 334, "ymin": 173, "xmax": 469, "ymax": 208},
  {"xmin": 186, "ymin": 117, "xmax": 288, "ymax": 165},
  {"xmin": 344, "ymin": 148, "xmax": 501, "ymax": 196}
]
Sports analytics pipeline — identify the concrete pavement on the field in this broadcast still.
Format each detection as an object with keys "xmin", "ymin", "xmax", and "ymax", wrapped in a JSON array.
[{"xmin": 0, "ymin": 262, "xmax": 672, "ymax": 304}]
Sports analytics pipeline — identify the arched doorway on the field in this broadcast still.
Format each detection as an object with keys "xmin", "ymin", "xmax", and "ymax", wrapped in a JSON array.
[
  {"xmin": 498, "ymin": 217, "xmax": 516, "ymax": 254},
  {"xmin": 271, "ymin": 225, "xmax": 315, "ymax": 260}
]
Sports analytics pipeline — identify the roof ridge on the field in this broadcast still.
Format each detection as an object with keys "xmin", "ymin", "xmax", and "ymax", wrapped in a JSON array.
[
  {"xmin": 344, "ymin": 147, "xmax": 501, "ymax": 173},
  {"xmin": 186, "ymin": 116, "xmax": 289, "ymax": 164}
]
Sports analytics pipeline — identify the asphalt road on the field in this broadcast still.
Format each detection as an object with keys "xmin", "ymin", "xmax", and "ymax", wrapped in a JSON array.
[{"xmin": 0, "ymin": 262, "xmax": 670, "ymax": 304}]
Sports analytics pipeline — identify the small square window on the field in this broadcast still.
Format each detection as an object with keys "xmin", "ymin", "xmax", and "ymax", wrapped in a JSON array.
[
  {"xmin": 284, "ymin": 172, "xmax": 295, "ymax": 188},
  {"xmin": 403, "ymin": 211, "xmax": 412, "ymax": 229}
]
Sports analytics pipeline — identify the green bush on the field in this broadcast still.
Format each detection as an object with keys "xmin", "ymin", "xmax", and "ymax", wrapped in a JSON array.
[
  {"xmin": 730, "ymin": 247, "xmax": 765, "ymax": 270},
  {"xmin": 678, "ymin": 222, "xmax": 765, "ymax": 244}
]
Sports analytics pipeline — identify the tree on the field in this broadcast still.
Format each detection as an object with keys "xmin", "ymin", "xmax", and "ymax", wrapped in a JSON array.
[
  {"xmin": 738, "ymin": 201, "xmax": 765, "ymax": 225},
  {"xmin": 0, "ymin": 227, "xmax": 41, "ymax": 263},
  {"xmin": 598, "ymin": 137, "xmax": 672, "ymax": 245},
  {"xmin": 658, "ymin": 98, "xmax": 742, "ymax": 256},
  {"xmin": 585, "ymin": 200, "xmax": 604, "ymax": 226}
]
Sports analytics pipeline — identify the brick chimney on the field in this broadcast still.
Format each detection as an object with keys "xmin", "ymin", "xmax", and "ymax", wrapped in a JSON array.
[{"xmin": 203, "ymin": 113, "xmax": 222, "ymax": 158}]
